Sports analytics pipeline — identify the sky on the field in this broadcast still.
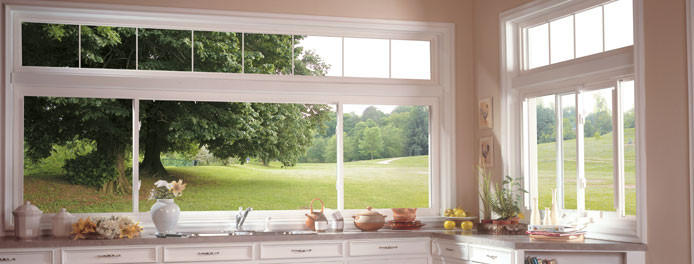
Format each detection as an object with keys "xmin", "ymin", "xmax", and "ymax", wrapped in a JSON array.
[{"xmin": 534, "ymin": 80, "xmax": 635, "ymax": 114}]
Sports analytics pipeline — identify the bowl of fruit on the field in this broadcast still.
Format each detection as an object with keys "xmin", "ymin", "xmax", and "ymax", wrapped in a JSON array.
[{"xmin": 443, "ymin": 207, "xmax": 478, "ymax": 226}]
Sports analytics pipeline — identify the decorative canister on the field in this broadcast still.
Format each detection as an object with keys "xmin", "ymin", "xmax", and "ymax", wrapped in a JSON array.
[
  {"xmin": 352, "ymin": 206, "xmax": 387, "ymax": 231},
  {"xmin": 13, "ymin": 201, "xmax": 43, "ymax": 240},
  {"xmin": 52, "ymin": 208, "xmax": 75, "ymax": 238}
]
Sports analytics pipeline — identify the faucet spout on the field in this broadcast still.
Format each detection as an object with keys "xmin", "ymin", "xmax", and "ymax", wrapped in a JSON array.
[{"xmin": 236, "ymin": 207, "xmax": 253, "ymax": 230}]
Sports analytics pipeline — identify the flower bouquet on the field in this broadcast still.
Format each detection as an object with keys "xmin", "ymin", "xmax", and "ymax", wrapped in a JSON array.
[
  {"xmin": 149, "ymin": 180, "xmax": 186, "ymax": 200},
  {"xmin": 71, "ymin": 216, "xmax": 142, "ymax": 240}
]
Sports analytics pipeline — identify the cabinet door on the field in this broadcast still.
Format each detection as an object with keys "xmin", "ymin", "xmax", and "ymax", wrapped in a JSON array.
[
  {"xmin": 469, "ymin": 246, "xmax": 512, "ymax": 264},
  {"xmin": 349, "ymin": 239, "xmax": 428, "ymax": 257},
  {"xmin": 350, "ymin": 258, "xmax": 428, "ymax": 264},
  {"xmin": 0, "ymin": 250, "xmax": 52, "ymax": 264},
  {"xmin": 164, "ymin": 245, "xmax": 252, "ymax": 262},
  {"xmin": 62, "ymin": 247, "xmax": 157, "ymax": 264},
  {"xmin": 260, "ymin": 241, "xmax": 343, "ymax": 260}
]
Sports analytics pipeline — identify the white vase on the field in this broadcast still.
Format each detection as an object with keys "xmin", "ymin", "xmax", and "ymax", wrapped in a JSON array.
[
  {"xmin": 150, "ymin": 199, "xmax": 180, "ymax": 234},
  {"xmin": 550, "ymin": 189, "xmax": 559, "ymax": 225},
  {"xmin": 530, "ymin": 198, "xmax": 542, "ymax": 225}
]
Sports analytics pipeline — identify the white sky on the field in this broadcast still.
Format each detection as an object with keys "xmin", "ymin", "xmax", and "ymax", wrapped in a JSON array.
[
  {"xmin": 296, "ymin": 36, "xmax": 431, "ymax": 79},
  {"xmin": 343, "ymin": 104, "xmax": 398, "ymax": 115}
]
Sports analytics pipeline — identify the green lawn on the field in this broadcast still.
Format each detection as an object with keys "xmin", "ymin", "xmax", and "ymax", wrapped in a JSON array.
[
  {"xmin": 536, "ymin": 128, "xmax": 636, "ymax": 215},
  {"xmin": 24, "ymin": 156, "xmax": 429, "ymax": 213}
]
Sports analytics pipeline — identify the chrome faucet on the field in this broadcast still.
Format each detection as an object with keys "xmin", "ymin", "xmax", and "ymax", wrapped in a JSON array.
[{"xmin": 235, "ymin": 206, "xmax": 253, "ymax": 230}]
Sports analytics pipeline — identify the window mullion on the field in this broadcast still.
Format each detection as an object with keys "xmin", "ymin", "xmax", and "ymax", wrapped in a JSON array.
[
  {"xmin": 336, "ymin": 103, "xmax": 345, "ymax": 211},
  {"xmin": 554, "ymin": 94, "xmax": 564, "ymax": 210},
  {"xmin": 613, "ymin": 81, "xmax": 626, "ymax": 216},
  {"xmin": 527, "ymin": 98, "xmax": 539, "ymax": 206},
  {"xmin": 576, "ymin": 88, "xmax": 586, "ymax": 213},
  {"xmin": 132, "ymin": 99, "xmax": 140, "ymax": 214}
]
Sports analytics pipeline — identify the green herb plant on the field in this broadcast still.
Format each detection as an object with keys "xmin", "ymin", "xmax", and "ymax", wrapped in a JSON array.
[{"xmin": 491, "ymin": 176, "xmax": 527, "ymax": 220}]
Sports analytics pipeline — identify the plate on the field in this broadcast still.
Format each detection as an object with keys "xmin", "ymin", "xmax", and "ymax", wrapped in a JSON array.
[
  {"xmin": 388, "ymin": 220, "xmax": 425, "ymax": 230},
  {"xmin": 444, "ymin": 216, "xmax": 478, "ymax": 221}
]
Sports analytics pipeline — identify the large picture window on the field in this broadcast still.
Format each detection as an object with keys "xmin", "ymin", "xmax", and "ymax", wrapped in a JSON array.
[{"xmin": 6, "ymin": 3, "xmax": 453, "ymax": 229}]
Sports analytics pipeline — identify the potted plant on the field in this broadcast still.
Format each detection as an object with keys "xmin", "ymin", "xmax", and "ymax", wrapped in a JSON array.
[
  {"xmin": 490, "ymin": 176, "xmax": 526, "ymax": 225},
  {"xmin": 478, "ymin": 165, "xmax": 493, "ymax": 224}
]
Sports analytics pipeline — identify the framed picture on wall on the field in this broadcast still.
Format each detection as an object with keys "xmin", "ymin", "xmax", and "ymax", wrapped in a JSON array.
[
  {"xmin": 479, "ymin": 136, "xmax": 494, "ymax": 168},
  {"xmin": 479, "ymin": 97, "xmax": 493, "ymax": 129}
]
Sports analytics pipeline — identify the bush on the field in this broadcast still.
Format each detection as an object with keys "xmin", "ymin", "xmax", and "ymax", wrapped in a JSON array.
[{"xmin": 63, "ymin": 151, "xmax": 119, "ymax": 188}]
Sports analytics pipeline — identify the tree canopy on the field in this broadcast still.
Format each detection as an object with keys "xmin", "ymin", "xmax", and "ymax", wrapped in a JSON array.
[{"xmin": 23, "ymin": 23, "xmax": 332, "ymax": 192}]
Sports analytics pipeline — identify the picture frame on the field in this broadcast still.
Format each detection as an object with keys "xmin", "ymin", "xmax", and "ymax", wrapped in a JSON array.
[
  {"xmin": 479, "ymin": 136, "xmax": 494, "ymax": 168},
  {"xmin": 479, "ymin": 97, "xmax": 493, "ymax": 129}
]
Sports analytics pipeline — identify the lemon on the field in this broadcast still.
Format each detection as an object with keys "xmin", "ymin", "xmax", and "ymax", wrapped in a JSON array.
[
  {"xmin": 461, "ymin": 221, "xmax": 473, "ymax": 231},
  {"xmin": 443, "ymin": 220, "xmax": 456, "ymax": 230},
  {"xmin": 454, "ymin": 209, "xmax": 467, "ymax": 217},
  {"xmin": 517, "ymin": 212, "xmax": 525, "ymax": 219}
]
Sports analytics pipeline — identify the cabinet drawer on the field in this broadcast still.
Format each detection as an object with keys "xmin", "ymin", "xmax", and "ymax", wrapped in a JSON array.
[
  {"xmin": 433, "ymin": 240, "xmax": 468, "ymax": 260},
  {"xmin": 0, "ymin": 250, "xmax": 52, "ymax": 264},
  {"xmin": 469, "ymin": 246, "xmax": 512, "ymax": 264},
  {"xmin": 350, "ymin": 258, "xmax": 428, "ymax": 264},
  {"xmin": 350, "ymin": 239, "xmax": 428, "ymax": 257},
  {"xmin": 260, "ymin": 241, "xmax": 343, "ymax": 259},
  {"xmin": 62, "ymin": 247, "xmax": 157, "ymax": 264},
  {"xmin": 164, "ymin": 245, "xmax": 252, "ymax": 262}
]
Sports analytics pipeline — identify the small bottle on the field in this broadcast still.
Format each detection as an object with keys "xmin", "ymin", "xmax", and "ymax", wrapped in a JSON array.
[
  {"xmin": 530, "ymin": 198, "xmax": 542, "ymax": 225},
  {"xmin": 542, "ymin": 208, "xmax": 551, "ymax": 225}
]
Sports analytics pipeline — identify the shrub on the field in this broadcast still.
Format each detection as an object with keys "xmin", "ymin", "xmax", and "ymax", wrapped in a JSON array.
[{"xmin": 63, "ymin": 151, "xmax": 119, "ymax": 188}]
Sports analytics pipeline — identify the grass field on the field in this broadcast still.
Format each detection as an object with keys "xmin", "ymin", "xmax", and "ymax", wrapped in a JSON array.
[
  {"xmin": 24, "ymin": 155, "xmax": 429, "ymax": 213},
  {"xmin": 536, "ymin": 128, "xmax": 636, "ymax": 215}
]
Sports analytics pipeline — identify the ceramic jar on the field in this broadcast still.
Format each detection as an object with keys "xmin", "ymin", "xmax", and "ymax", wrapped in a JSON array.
[
  {"xmin": 13, "ymin": 201, "xmax": 43, "ymax": 240},
  {"xmin": 52, "ymin": 208, "xmax": 75, "ymax": 238},
  {"xmin": 352, "ymin": 207, "xmax": 386, "ymax": 231},
  {"xmin": 151, "ymin": 199, "xmax": 180, "ymax": 235}
]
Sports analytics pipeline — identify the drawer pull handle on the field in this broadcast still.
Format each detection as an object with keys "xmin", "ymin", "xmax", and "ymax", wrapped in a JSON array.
[
  {"xmin": 0, "ymin": 257, "xmax": 16, "ymax": 262},
  {"xmin": 198, "ymin": 252, "xmax": 220, "ymax": 255},
  {"xmin": 291, "ymin": 249, "xmax": 312, "ymax": 253},
  {"xmin": 445, "ymin": 248, "xmax": 454, "ymax": 252},
  {"xmin": 378, "ymin": 246, "xmax": 398, "ymax": 249},
  {"xmin": 486, "ymin": 254, "xmax": 498, "ymax": 260},
  {"xmin": 97, "ymin": 254, "xmax": 122, "ymax": 258}
]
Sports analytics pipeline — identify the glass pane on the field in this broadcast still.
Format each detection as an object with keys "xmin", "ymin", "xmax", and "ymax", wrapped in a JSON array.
[
  {"xmin": 24, "ymin": 96, "xmax": 133, "ymax": 213},
  {"xmin": 22, "ymin": 23, "xmax": 79, "ymax": 67},
  {"xmin": 604, "ymin": 0, "xmax": 634, "ymax": 51},
  {"xmin": 535, "ymin": 95, "xmax": 556, "ymax": 210},
  {"xmin": 575, "ymin": 6, "xmax": 604, "ymax": 58},
  {"xmin": 583, "ymin": 88, "xmax": 615, "ymax": 211},
  {"xmin": 550, "ymin": 16, "xmax": 575, "ymax": 64},
  {"xmin": 343, "ymin": 38, "xmax": 389, "ymax": 78},
  {"xmin": 138, "ymin": 101, "xmax": 336, "ymax": 210},
  {"xmin": 561, "ymin": 94, "xmax": 577, "ymax": 210},
  {"xmin": 294, "ymin": 36, "xmax": 342, "ymax": 77},
  {"xmin": 527, "ymin": 23, "xmax": 549, "ymax": 69},
  {"xmin": 343, "ymin": 105, "xmax": 430, "ymax": 209},
  {"xmin": 194, "ymin": 31, "xmax": 242, "ymax": 73},
  {"xmin": 81, "ymin": 26, "xmax": 136, "ymax": 69},
  {"xmin": 244, "ymin": 33, "xmax": 292, "ymax": 75},
  {"xmin": 622, "ymin": 80, "xmax": 636, "ymax": 215},
  {"xmin": 138, "ymin": 28, "xmax": 192, "ymax": 71},
  {"xmin": 391, "ymin": 40, "xmax": 431, "ymax": 80}
]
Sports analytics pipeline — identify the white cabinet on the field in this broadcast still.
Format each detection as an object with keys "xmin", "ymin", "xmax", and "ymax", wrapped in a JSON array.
[
  {"xmin": 163, "ymin": 244, "xmax": 252, "ymax": 262},
  {"xmin": 349, "ymin": 258, "xmax": 428, "ymax": 264},
  {"xmin": 259, "ymin": 241, "xmax": 343, "ymax": 260},
  {"xmin": 468, "ymin": 245, "xmax": 512, "ymax": 264},
  {"xmin": 349, "ymin": 239, "xmax": 428, "ymax": 257},
  {"xmin": 0, "ymin": 249, "xmax": 53, "ymax": 264},
  {"xmin": 432, "ymin": 240, "xmax": 468, "ymax": 260},
  {"xmin": 61, "ymin": 246, "xmax": 158, "ymax": 264}
]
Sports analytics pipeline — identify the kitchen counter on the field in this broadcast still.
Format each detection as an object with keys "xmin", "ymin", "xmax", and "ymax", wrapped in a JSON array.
[{"xmin": 0, "ymin": 229, "xmax": 646, "ymax": 252}]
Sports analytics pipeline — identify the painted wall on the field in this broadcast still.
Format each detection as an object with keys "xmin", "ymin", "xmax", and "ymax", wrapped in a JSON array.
[
  {"xmin": 0, "ymin": 0, "xmax": 478, "ymax": 228},
  {"xmin": 472, "ymin": 0, "xmax": 691, "ymax": 262}
]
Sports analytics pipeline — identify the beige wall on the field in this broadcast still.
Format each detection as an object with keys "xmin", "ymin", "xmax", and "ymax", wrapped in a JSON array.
[{"xmin": 473, "ymin": 0, "xmax": 692, "ymax": 262}]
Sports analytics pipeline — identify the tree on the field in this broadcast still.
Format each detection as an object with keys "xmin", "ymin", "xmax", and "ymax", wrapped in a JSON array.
[
  {"xmin": 536, "ymin": 103, "xmax": 555, "ymax": 144},
  {"xmin": 359, "ymin": 127, "xmax": 384, "ymax": 160},
  {"xmin": 23, "ymin": 24, "xmax": 333, "ymax": 192},
  {"xmin": 404, "ymin": 106, "xmax": 429, "ymax": 156}
]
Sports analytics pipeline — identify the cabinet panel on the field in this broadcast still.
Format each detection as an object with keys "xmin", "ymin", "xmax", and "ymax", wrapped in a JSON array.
[
  {"xmin": 0, "ymin": 250, "xmax": 52, "ymax": 264},
  {"xmin": 62, "ymin": 247, "xmax": 157, "ymax": 264},
  {"xmin": 164, "ymin": 245, "xmax": 252, "ymax": 262},
  {"xmin": 432, "ymin": 240, "xmax": 468, "ymax": 260},
  {"xmin": 260, "ymin": 241, "xmax": 343, "ymax": 259},
  {"xmin": 350, "ymin": 239, "xmax": 428, "ymax": 257},
  {"xmin": 350, "ymin": 258, "xmax": 428, "ymax": 264},
  {"xmin": 469, "ymin": 246, "xmax": 512, "ymax": 264}
]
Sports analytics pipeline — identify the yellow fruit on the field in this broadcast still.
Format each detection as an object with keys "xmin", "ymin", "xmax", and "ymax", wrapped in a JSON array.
[
  {"xmin": 461, "ymin": 221, "xmax": 473, "ymax": 231},
  {"xmin": 517, "ymin": 212, "xmax": 525, "ymax": 219},
  {"xmin": 443, "ymin": 220, "xmax": 456, "ymax": 230}
]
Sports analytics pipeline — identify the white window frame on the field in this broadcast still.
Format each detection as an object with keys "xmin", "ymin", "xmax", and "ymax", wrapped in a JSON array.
[
  {"xmin": 3, "ymin": 2, "xmax": 456, "ymax": 232},
  {"xmin": 500, "ymin": 0, "xmax": 646, "ymax": 243}
]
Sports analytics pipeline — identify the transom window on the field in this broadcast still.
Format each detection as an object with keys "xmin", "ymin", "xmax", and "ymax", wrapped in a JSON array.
[{"xmin": 524, "ymin": 0, "xmax": 633, "ymax": 70}]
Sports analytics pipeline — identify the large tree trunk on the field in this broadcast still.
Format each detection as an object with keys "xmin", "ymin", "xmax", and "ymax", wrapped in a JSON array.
[{"xmin": 140, "ymin": 105, "xmax": 169, "ymax": 177}]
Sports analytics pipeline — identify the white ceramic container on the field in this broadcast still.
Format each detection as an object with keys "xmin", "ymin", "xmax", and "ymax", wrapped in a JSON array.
[
  {"xmin": 151, "ymin": 199, "xmax": 180, "ymax": 234},
  {"xmin": 13, "ymin": 201, "xmax": 43, "ymax": 240},
  {"xmin": 52, "ymin": 208, "xmax": 75, "ymax": 238}
]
